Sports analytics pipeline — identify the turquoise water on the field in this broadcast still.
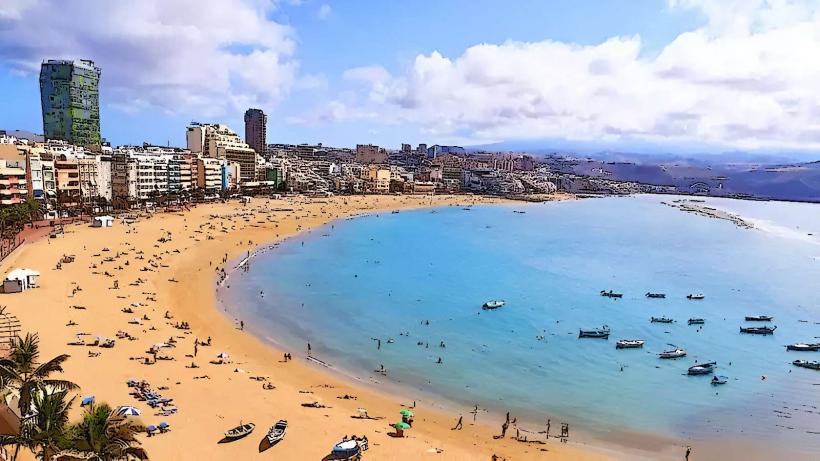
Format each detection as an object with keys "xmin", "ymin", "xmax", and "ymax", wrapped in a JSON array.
[{"xmin": 223, "ymin": 195, "xmax": 820, "ymax": 449}]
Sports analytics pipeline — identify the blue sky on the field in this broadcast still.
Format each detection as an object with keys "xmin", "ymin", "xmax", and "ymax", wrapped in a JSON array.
[{"xmin": 2, "ymin": 0, "xmax": 819, "ymax": 155}]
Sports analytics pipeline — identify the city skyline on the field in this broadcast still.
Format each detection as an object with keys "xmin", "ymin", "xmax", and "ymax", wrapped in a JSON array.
[{"xmin": 2, "ymin": 1, "xmax": 820, "ymax": 156}]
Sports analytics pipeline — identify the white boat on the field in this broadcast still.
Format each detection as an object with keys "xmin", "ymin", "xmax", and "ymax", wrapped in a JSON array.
[
  {"xmin": 616, "ymin": 339, "xmax": 645, "ymax": 349},
  {"xmin": 659, "ymin": 348, "xmax": 687, "ymax": 359},
  {"xmin": 482, "ymin": 300, "xmax": 506, "ymax": 310},
  {"xmin": 688, "ymin": 362, "xmax": 716, "ymax": 375},
  {"xmin": 266, "ymin": 420, "xmax": 287, "ymax": 445},
  {"xmin": 686, "ymin": 293, "xmax": 705, "ymax": 300}
]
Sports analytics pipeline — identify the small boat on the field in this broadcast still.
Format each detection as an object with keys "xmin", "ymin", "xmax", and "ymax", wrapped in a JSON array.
[
  {"xmin": 482, "ymin": 300, "xmax": 506, "ymax": 310},
  {"xmin": 616, "ymin": 339, "xmax": 644, "ymax": 349},
  {"xmin": 600, "ymin": 290, "xmax": 623, "ymax": 299},
  {"xmin": 792, "ymin": 359, "xmax": 820, "ymax": 370},
  {"xmin": 744, "ymin": 315, "xmax": 773, "ymax": 322},
  {"xmin": 686, "ymin": 294, "xmax": 705, "ymax": 300},
  {"xmin": 687, "ymin": 318, "xmax": 705, "ymax": 325},
  {"xmin": 266, "ymin": 420, "xmax": 287, "ymax": 445},
  {"xmin": 711, "ymin": 375, "xmax": 728, "ymax": 385},
  {"xmin": 786, "ymin": 343, "xmax": 820, "ymax": 352},
  {"xmin": 659, "ymin": 348, "xmax": 687, "ymax": 359},
  {"xmin": 331, "ymin": 440, "xmax": 362, "ymax": 460},
  {"xmin": 579, "ymin": 326, "xmax": 610, "ymax": 339},
  {"xmin": 651, "ymin": 317, "xmax": 674, "ymax": 323},
  {"xmin": 688, "ymin": 362, "xmax": 716, "ymax": 375},
  {"xmin": 645, "ymin": 292, "xmax": 666, "ymax": 298},
  {"xmin": 224, "ymin": 422, "xmax": 255, "ymax": 440},
  {"xmin": 739, "ymin": 325, "xmax": 776, "ymax": 335}
]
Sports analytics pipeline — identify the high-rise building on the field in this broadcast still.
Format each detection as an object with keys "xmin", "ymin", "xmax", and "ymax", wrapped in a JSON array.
[
  {"xmin": 355, "ymin": 144, "xmax": 387, "ymax": 164},
  {"xmin": 244, "ymin": 108, "xmax": 267, "ymax": 157},
  {"xmin": 401, "ymin": 143, "xmax": 412, "ymax": 153},
  {"xmin": 39, "ymin": 59, "xmax": 102, "ymax": 146}
]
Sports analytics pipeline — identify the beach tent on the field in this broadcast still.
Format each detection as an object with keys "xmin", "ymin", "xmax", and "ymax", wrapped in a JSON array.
[
  {"xmin": 3, "ymin": 268, "xmax": 40, "ymax": 293},
  {"xmin": 116, "ymin": 406, "xmax": 141, "ymax": 417},
  {"xmin": 92, "ymin": 216, "xmax": 114, "ymax": 228}
]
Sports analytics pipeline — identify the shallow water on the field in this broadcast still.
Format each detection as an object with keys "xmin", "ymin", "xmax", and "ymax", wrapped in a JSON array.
[{"xmin": 223, "ymin": 195, "xmax": 820, "ymax": 450}]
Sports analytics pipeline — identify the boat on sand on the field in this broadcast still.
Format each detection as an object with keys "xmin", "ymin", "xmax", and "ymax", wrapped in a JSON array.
[
  {"xmin": 266, "ymin": 420, "xmax": 287, "ymax": 445},
  {"xmin": 224, "ymin": 422, "xmax": 255, "ymax": 440}
]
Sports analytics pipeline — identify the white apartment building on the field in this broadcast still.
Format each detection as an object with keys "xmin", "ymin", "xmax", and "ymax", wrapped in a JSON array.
[
  {"xmin": 188, "ymin": 124, "xmax": 256, "ymax": 183},
  {"xmin": 197, "ymin": 157, "xmax": 223, "ymax": 194}
]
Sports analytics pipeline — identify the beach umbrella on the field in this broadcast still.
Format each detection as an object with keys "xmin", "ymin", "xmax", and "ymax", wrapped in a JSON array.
[
  {"xmin": 81, "ymin": 396, "xmax": 95, "ymax": 407},
  {"xmin": 399, "ymin": 409, "xmax": 414, "ymax": 417},
  {"xmin": 217, "ymin": 352, "xmax": 230, "ymax": 359},
  {"xmin": 392, "ymin": 422, "xmax": 411, "ymax": 430},
  {"xmin": 117, "ymin": 406, "xmax": 141, "ymax": 417}
]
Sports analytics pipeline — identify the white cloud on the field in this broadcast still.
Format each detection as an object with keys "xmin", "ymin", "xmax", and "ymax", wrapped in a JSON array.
[
  {"xmin": 317, "ymin": 3, "xmax": 331, "ymax": 20},
  {"xmin": 303, "ymin": 1, "xmax": 820, "ymax": 150},
  {"xmin": 0, "ymin": 0, "xmax": 298, "ymax": 118}
]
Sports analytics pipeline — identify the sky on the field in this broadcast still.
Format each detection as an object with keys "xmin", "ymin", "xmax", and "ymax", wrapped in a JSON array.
[{"xmin": 1, "ymin": 0, "xmax": 820, "ymax": 156}]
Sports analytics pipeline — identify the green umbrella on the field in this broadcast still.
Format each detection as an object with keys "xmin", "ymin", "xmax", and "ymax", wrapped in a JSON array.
[
  {"xmin": 393, "ymin": 422, "xmax": 411, "ymax": 430},
  {"xmin": 399, "ymin": 409, "xmax": 414, "ymax": 417}
]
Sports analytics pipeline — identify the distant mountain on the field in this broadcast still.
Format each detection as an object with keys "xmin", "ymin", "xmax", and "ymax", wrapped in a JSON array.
[{"xmin": 0, "ymin": 129, "xmax": 44, "ymax": 142}]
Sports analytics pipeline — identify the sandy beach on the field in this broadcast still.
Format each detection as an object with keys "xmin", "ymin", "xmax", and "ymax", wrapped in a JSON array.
[{"xmin": 0, "ymin": 193, "xmax": 622, "ymax": 461}]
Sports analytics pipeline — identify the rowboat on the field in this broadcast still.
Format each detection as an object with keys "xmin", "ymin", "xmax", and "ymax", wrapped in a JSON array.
[
  {"xmin": 686, "ymin": 294, "xmax": 705, "ymax": 300},
  {"xmin": 792, "ymin": 360, "xmax": 820, "ymax": 370},
  {"xmin": 579, "ymin": 326, "xmax": 610, "ymax": 339},
  {"xmin": 616, "ymin": 339, "xmax": 644, "ymax": 349},
  {"xmin": 739, "ymin": 325, "xmax": 776, "ymax": 335},
  {"xmin": 687, "ymin": 318, "xmax": 705, "ymax": 325},
  {"xmin": 266, "ymin": 420, "xmax": 287, "ymax": 445},
  {"xmin": 744, "ymin": 315, "xmax": 772, "ymax": 321},
  {"xmin": 659, "ymin": 348, "xmax": 687, "ymax": 359},
  {"xmin": 224, "ymin": 422, "xmax": 255, "ymax": 440},
  {"xmin": 330, "ymin": 440, "xmax": 362, "ymax": 460}
]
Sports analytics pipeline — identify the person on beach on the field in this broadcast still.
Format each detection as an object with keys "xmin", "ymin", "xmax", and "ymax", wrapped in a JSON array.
[
  {"xmin": 240, "ymin": 320, "xmax": 244, "ymax": 331},
  {"xmin": 452, "ymin": 416, "xmax": 463, "ymax": 430},
  {"xmin": 194, "ymin": 343, "xmax": 198, "ymax": 357},
  {"xmin": 685, "ymin": 446, "xmax": 691, "ymax": 460},
  {"xmin": 500, "ymin": 420, "xmax": 509, "ymax": 438},
  {"xmin": 546, "ymin": 419, "xmax": 550, "ymax": 439},
  {"xmin": 308, "ymin": 342, "xmax": 312, "ymax": 356}
]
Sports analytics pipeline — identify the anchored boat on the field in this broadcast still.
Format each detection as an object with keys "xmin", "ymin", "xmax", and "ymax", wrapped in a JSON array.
[
  {"xmin": 579, "ymin": 326, "xmax": 610, "ymax": 339},
  {"xmin": 688, "ymin": 362, "xmax": 716, "ymax": 375},
  {"xmin": 651, "ymin": 317, "xmax": 674, "ymax": 323},
  {"xmin": 482, "ymin": 300, "xmax": 506, "ymax": 310},
  {"xmin": 600, "ymin": 290, "xmax": 623, "ymax": 299},
  {"xmin": 792, "ymin": 360, "xmax": 820, "ymax": 370},
  {"xmin": 744, "ymin": 315, "xmax": 773, "ymax": 321},
  {"xmin": 687, "ymin": 318, "xmax": 705, "ymax": 325},
  {"xmin": 739, "ymin": 325, "xmax": 776, "ymax": 335},
  {"xmin": 711, "ymin": 375, "xmax": 728, "ymax": 385},
  {"xmin": 645, "ymin": 292, "xmax": 666, "ymax": 298},
  {"xmin": 686, "ymin": 294, "xmax": 705, "ymax": 300},
  {"xmin": 786, "ymin": 343, "xmax": 820, "ymax": 352},
  {"xmin": 616, "ymin": 339, "xmax": 645, "ymax": 349},
  {"xmin": 659, "ymin": 347, "xmax": 687, "ymax": 359}
]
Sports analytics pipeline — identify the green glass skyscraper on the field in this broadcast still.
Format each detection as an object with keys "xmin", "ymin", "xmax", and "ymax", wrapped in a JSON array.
[{"xmin": 39, "ymin": 59, "xmax": 101, "ymax": 146}]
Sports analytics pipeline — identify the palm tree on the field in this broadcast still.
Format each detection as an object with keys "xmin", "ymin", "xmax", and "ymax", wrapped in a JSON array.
[
  {"xmin": 63, "ymin": 403, "xmax": 148, "ymax": 460},
  {"xmin": 0, "ymin": 389, "xmax": 74, "ymax": 461},
  {"xmin": 0, "ymin": 333, "xmax": 78, "ymax": 417}
]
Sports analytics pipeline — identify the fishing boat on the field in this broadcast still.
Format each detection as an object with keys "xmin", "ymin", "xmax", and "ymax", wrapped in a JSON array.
[
  {"xmin": 792, "ymin": 360, "xmax": 820, "ymax": 370},
  {"xmin": 744, "ymin": 315, "xmax": 773, "ymax": 321},
  {"xmin": 659, "ymin": 347, "xmax": 687, "ymax": 359},
  {"xmin": 224, "ymin": 422, "xmax": 255, "ymax": 440},
  {"xmin": 688, "ymin": 362, "xmax": 716, "ymax": 375},
  {"xmin": 579, "ymin": 326, "xmax": 610, "ymax": 339},
  {"xmin": 482, "ymin": 300, "xmax": 506, "ymax": 310},
  {"xmin": 786, "ymin": 343, "xmax": 820, "ymax": 352},
  {"xmin": 616, "ymin": 339, "xmax": 644, "ymax": 349},
  {"xmin": 651, "ymin": 316, "xmax": 674, "ymax": 323},
  {"xmin": 266, "ymin": 420, "xmax": 287, "ymax": 445},
  {"xmin": 711, "ymin": 375, "xmax": 728, "ymax": 385},
  {"xmin": 686, "ymin": 293, "xmax": 705, "ymax": 300},
  {"xmin": 687, "ymin": 318, "xmax": 705, "ymax": 325},
  {"xmin": 600, "ymin": 290, "xmax": 623, "ymax": 298},
  {"xmin": 645, "ymin": 292, "xmax": 666, "ymax": 298},
  {"xmin": 739, "ymin": 325, "xmax": 776, "ymax": 335}
]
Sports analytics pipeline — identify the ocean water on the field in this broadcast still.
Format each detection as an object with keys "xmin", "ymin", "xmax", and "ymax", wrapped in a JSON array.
[{"xmin": 222, "ymin": 195, "xmax": 820, "ymax": 449}]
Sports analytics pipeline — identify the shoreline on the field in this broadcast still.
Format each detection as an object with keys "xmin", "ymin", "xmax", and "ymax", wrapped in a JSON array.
[{"xmin": 3, "ymin": 193, "xmax": 621, "ymax": 461}]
